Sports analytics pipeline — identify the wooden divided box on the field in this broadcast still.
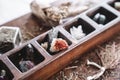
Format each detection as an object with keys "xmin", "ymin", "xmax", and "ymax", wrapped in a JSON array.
[{"xmin": 0, "ymin": 0, "xmax": 120, "ymax": 80}]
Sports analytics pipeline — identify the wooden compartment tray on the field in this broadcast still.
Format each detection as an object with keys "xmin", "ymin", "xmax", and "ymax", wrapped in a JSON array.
[{"xmin": 0, "ymin": 0, "xmax": 120, "ymax": 80}]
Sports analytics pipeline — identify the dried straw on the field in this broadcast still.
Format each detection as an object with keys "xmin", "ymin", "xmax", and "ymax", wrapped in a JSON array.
[{"xmin": 96, "ymin": 42, "xmax": 120, "ymax": 69}]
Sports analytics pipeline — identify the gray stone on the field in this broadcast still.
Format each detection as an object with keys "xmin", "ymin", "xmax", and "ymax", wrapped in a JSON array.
[{"xmin": 0, "ymin": 26, "xmax": 22, "ymax": 53}]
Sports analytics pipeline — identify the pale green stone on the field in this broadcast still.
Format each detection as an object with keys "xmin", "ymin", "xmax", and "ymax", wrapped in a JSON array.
[{"xmin": 99, "ymin": 14, "xmax": 106, "ymax": 24}]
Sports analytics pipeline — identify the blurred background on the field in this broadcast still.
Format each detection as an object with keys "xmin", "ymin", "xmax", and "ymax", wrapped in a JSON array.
[{"xmin": 0, "ymin": 0, "xmax": 55, "ymax": 25}]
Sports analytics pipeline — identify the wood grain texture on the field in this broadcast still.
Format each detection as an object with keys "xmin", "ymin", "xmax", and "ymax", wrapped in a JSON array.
[
  {"xmin": 23, "ymin": 22, "xmax": 120, "ymax": 80},
  {"xmin": 0, "ymin": 0, "xmax": 120, "ymax": 80}
]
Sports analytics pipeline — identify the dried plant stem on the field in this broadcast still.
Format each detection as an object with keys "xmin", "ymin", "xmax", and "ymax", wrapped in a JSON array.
[
  {"xmin": 68, "ymin": 73, "xmax": 73, "ymax": 80},
  {"xmin": 65, "ymin": 66, "xmax": 78, "ymax": 70},
  {"xmin": 26, "ymin": 32, "xmax": 35, "ymax": 38},
  {"xmin": 73, "ymin": 72, "xmax": 78, "ymax": 80},
  {"xmin": 87, "ymin": 60, "xmax": 106, "ymax": 80},
  {"xmin": 87, "ymin": 60, "xmax": 102, "ymax": 69},
  {"xmin": 60, "ymin": 71, "xmax": 68, "ymax": 80},
  {"xmin": 96, "ymin": 42, "xmax": 120, "ymax": 69},
  {"xmin": 87, "ymin": 67, "xmax": 105, "ymax": 80},
  {"xmin": 56, "ymin": 78, "xmax": 59, "ymax": 80}
]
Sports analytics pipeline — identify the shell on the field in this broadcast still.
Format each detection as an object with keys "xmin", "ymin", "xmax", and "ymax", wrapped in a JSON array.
[{"xmin": 99, "ymin": 14, "xmax": 106, "ymax": 24}]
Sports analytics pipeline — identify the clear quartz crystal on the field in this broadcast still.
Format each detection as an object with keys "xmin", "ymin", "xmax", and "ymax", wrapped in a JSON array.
[
  {"xmin": 0, "ymin": 26, "xmax": 21, "ymax": 46},
  {"xmin": 48, "ymin": 28, "xmax": 58, "ymax": 42},
  {"xmin": 70, "ymin": 25, "xmax": 85, "ymax": 40}
]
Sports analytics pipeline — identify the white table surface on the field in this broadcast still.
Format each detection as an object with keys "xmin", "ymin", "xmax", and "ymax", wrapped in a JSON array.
[{"xmin": 0, "ymin": 0, "xmax": 55, "ymax": 25}]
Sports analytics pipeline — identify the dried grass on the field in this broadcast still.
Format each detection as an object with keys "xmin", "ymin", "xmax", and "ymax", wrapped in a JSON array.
[
  {"xmin": 96, "ymin": 42, "xmax": 120, "ymax": 69},
  {"xmin": 49, "ymin": 40, "xmax": 120, "ymax": 80}
]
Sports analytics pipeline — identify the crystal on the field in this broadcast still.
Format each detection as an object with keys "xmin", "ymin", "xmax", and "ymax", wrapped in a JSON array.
[
  {"xmin": 70, "ymin": 25, "xmax": 85, "ymax": 40},
  {"xmin": 25, "ymin": 44, "xmax": 34, "ymax": 61},
  {"xmin": 48, "ymin": 28, "xmax": 58, "ymax": 42},
  {"xmin": 19, "ymin": 59, "xmax": 35, "ymax": 72}
]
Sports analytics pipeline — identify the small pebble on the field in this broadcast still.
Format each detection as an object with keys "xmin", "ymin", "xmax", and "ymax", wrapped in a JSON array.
[
  {"xmin": 114, "ymin": 2, "xmax": 120, "ymax": 10},
  {"xmin": 0, "ymin": 70, "xmax": 6, "ymax": 80},
  {"xmin": 93, "ymin": 13, "xmax": 106, "ymax": 25},
  {"xmin": 0, "ymin": 70, "xmax": 6, "ymax": 77},
  {"xmin": 39, "ymin": 28, "xmax": 43, "ymax": 31},
  {"xmin": 93, "ymin": 13, "xmax": 100, "ymax": 22},
  {"xmin": 99, "ymin": 14, "xmax": 106, "ymax": 24},
  {"xmin": 48, "ymin": 28, "xmax": 58, "ymax": 42}
]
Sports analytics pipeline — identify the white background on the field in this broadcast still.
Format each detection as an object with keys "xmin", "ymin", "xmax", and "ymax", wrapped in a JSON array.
[{"xmin": 0, "ymin": 0, "xmax": 55, "ymax": 25}]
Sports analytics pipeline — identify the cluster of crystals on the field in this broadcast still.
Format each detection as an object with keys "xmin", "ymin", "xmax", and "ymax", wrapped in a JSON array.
[
  {"xmin": 19, "ymin": 44, "xmax": 35, "ymax": 72},
  {"xmin": 70, "ymin": 25, "xmax": 86, "ymax": 40},
  {"xmin": 41, "ymin": 28, "xmax": 68, "ymax": 53}
]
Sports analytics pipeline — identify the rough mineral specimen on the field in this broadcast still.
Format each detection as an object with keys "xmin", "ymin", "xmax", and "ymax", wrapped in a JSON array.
[
  {"xmin": 0, "ymin": 26, "xmax": 22, "ymax": 53},
  {"xmin": 50, "ymin": 38, "xmax": 68, "ymax": 52},
  {"xmin": 44, "ymin": 6, "xmax": 69, "ymax": 22},
  {"xmin": 31, "ymin": 0, "xmax": 69, "ymax": 22},
  {"xmin": 19, "ymin": 59, "xmax": 35, "ymax": 72},
  {"xmin": 48, "ymin": 28, "xmax": 58, "ymax": 42}
]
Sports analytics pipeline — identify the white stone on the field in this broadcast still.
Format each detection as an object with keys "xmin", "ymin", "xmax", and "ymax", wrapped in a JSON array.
[{"xmin": 115, "ymin": 2, "xmax": 120, "ymax": 9}]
